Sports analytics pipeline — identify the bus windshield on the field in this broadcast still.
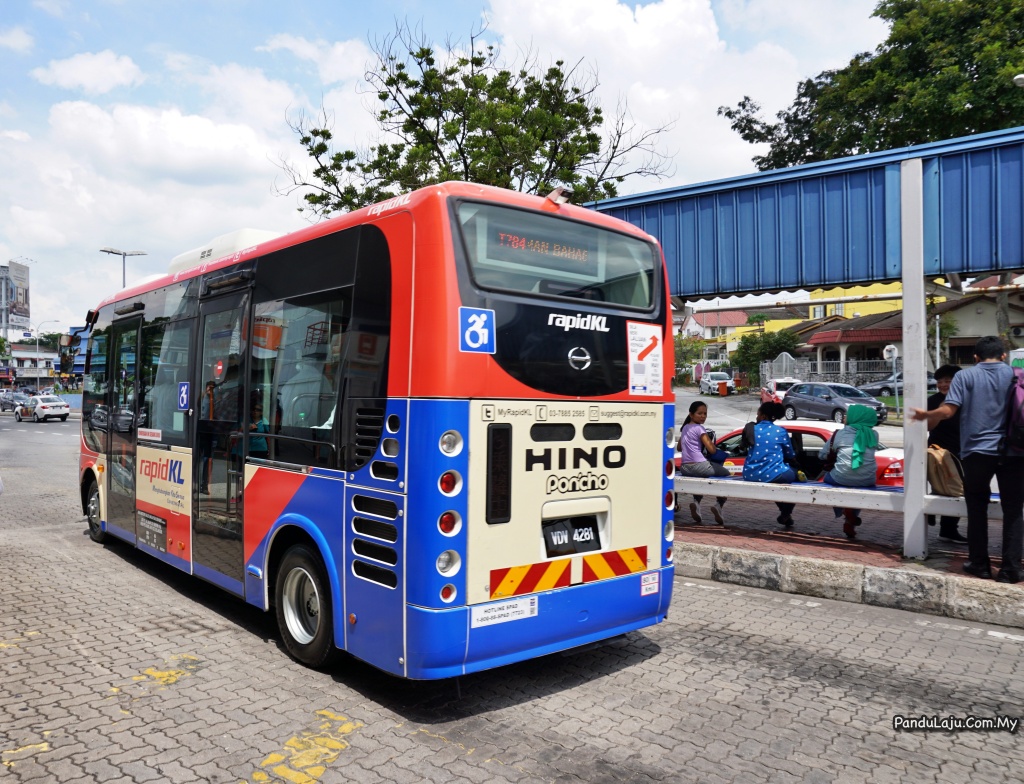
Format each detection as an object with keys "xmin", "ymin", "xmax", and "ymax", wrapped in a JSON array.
[{"xmin": 456, "ymin": 201, "xmax": 657, "ymax": 309}]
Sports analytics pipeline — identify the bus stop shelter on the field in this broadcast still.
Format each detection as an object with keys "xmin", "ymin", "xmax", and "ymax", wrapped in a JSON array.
[{"xmin": 594, "ymin": 126, "xmax": 1024, "ymax": 558}]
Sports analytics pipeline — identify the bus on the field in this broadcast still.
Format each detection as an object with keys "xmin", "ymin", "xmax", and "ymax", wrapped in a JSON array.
[{"xmin": 78, "ymin": 182, "xmax": 676, "ymax": 678}]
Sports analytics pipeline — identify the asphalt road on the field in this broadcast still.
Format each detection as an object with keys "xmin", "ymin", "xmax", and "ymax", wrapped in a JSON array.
[{"xmin": 2, "ymin": 417, "xmax": 1023, "ymax": 782}]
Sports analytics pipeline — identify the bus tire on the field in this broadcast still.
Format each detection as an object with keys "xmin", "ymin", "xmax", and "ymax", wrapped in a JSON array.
[
  {"xmin": 86, "ymin": 479, "xmax": 105, "ymax": 543},
  {"xmin": 275, "ymin": 545, "xmax": 338, "ymax": 669}
]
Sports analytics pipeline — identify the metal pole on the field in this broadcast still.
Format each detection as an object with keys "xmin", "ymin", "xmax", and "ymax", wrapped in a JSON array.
[
  {"xmin": 121, "ymin": 251, "xmax": 126, "ymax": 289},
  {"xmin": 935, "ymin": 314, "xmax": 940, "ymax": 367}
]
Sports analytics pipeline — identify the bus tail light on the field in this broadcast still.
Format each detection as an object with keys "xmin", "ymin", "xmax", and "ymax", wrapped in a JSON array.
[
  {"xmin": 665, "ymin": 547, "xmax": 674, "ymax": 562},
  {"xmin": 440, "ymin": 584, "xmax": 456, "ymax": 603},
  {"xmin": 664, "ymin": 491, "xmax": 674, "ymax": 509},
  {"xmin": 664, "ymin": 459, "xmax": 674, "ymax": 477},
  {"xmin": 439, "ymin": 471, "xmax": 461, "ymax": 495},
  {"xmin": 438, "ymin": 511, "xmax": 459, "ymax": 535},
  {"xmin": 439, "ymin": 430, "xmax": 463, "ymax": 455},
  {"xmin": 436, "ymin": 550, "xmax": 461, "ymax": 575},
  {"xmin": 664, "ymin": 519, "xmax": 674, "ymax": 541}
]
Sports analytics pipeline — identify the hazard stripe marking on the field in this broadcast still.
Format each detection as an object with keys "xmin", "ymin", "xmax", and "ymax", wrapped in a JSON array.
[
  {"xmin": 489, "ymin": 559, "xmax": 570, "ymax": 599},
  {"xmin": 582, "ymin": 546, "xmax": 648, "ymax": 583}
]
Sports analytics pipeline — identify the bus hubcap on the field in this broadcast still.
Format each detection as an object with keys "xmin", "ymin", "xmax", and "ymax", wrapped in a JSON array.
[{"xmin": 282, "ymin": 568, "xmax": 319, "ymax": 645}]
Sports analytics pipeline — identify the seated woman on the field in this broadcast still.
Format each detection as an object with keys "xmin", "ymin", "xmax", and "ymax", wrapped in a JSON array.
[
  {"xmin": 677, "ymin": 401, "xmax": 728, "ymax": 525},
  {"xmin": 741, "ymin": 402, "xmax": 802, "ymax": 527},
  {"xmin": 819, "ymin": 404, "xmax": 879, "ymax": 539}
]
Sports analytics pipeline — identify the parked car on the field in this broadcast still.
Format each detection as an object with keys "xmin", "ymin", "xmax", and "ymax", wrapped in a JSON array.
[
  {"xmin": 857, "ymin": 371, "xmax": 937, "ymax": 397},
  {"xmin": 1, "ymin": 392, "xmax": 30, "ymax": 412},
  {"xmin": 15, "ymin": 395, "xmax": 71, "ymax": 422},
  {"xmin": 760, "ymin": 377, "xmax": 800, "ymax": 404},
  {"xmin": 698, "ymin": 371, "xmax": 735, "ymax": 395},
  {"xmin": 674, "ymin": 421, "xmax": 904, "ymax": 486},
  {"xmin": 782, "ymin": 382, "xmax": 887, "ymax": 424}
]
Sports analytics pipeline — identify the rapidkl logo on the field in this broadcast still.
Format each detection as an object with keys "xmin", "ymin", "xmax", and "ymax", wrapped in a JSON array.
[{"xmin": 140, "ymin": 458, "xmax": 185, "ymax": 485}]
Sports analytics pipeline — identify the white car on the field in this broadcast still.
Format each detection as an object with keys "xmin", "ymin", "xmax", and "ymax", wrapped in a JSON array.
[
  {"xmin": 15, "ymin": 395, "xmax": 71, "ymax": 422},
  {"xmin": 699, "ymin": 371, "xmax": 735, "ymax": 395}
]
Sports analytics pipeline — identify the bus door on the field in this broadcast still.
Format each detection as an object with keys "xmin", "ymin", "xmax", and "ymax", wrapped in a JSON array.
[
  {"xmin": 106, "ymin": 316, "xmax": 141, "ymax": 542},
  {"xmin": 192, "ymin": 292, "xmax": 249, "ymax": 593}
]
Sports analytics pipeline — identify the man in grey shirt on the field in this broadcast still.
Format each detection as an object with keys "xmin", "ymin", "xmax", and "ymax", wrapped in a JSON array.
[{"xmin": 911, "ymin": 336, "xmax": 1024, "ymax": 582}]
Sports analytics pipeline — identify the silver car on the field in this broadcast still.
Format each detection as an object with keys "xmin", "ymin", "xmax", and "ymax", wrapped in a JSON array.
[
  {"xmin": 782, "ymin": 382, "xmax": 887, "ymax": 424},
  {"xmin": 699, "ymin": 371, "xmax": 735, "ymax": 395}
]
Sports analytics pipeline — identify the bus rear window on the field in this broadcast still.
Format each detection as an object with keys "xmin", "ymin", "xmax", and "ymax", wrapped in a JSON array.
[{"xmin": 456, "ymin": 202, "xmax": 657, "ymax": 309}]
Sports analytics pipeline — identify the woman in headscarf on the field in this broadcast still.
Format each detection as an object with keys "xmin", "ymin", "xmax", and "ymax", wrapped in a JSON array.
[{"xmin": 819, "ymin": 404, "xmax": 879, "ymax": 538}]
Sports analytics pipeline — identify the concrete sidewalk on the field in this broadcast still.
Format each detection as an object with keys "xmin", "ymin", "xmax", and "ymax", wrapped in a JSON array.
[{"xmin": 672, "ymin": 495, "xmax": 1024, "ymax": 629}]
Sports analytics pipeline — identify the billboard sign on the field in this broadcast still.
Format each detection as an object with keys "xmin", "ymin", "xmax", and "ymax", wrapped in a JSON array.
[{"xmin": 8, "ymin": 260, "xmax": 29, "ymax": 329}]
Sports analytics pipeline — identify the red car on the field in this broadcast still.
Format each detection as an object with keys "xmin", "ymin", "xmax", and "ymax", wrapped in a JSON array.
[{"xmin": 675, "ymin": 420, "xmax": 904, "ymax": 487}]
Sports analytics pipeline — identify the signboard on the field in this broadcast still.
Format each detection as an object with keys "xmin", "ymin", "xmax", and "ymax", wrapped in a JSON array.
[{"xmin": 7, "ymin": 260, "xmax": 29, "ymax": 329}]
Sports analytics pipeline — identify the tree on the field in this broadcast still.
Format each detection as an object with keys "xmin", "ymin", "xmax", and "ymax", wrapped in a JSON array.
[
  {"xmin": 674, "ymin": 333, "xmax": 705, "ymax": 367},
  {"xmin": 718, "ymin": 0, "xmax": 1024, "ymax": 170},
  {"xmin": 37, "ymin": 332, "xmax": 62, "ymax": 352},
  {"xmin": 731, "ymin": 330, "xmax": 800, "ymax": 386},
  {"xmin": 278, "ymin": 22, "xmax": 673, "ymax": 217}
]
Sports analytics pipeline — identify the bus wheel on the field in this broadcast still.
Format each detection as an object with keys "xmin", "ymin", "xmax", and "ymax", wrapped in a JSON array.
[
  {"xmin": 275, "ymin": 545, "xmax": 338, "ymax": 669},
  {"xmin": 86, "ymin": 479, "xmax": 105, "ymax": 543}
]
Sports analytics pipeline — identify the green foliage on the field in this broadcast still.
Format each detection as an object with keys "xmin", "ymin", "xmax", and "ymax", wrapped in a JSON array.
[
  {"xmin": 746, "ymin": 313, "xmax": 770, "ymax": 326},
  {"xmin": 280, "ymin": 22, "xmax": 671, "ymax": 216},
  {"xmin": 37, "ymin": 332, "xmax": 62, "ymax": 352},
  {"xmin": 674, "ymin": 333, "xmax": 706, "ymax": 366},
  {"xmin": 731, "ymin": 331, "xmax": 800, "ymax": 386},
  {"xmin": 719, "ymin": 0, "xmax": 1024, "ymax": 170}
]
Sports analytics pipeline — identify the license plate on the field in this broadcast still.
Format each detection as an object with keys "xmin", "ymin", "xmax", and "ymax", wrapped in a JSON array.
[{"xmin": 542, "ymin": 515, "xmax": 602, "ymax": 558}]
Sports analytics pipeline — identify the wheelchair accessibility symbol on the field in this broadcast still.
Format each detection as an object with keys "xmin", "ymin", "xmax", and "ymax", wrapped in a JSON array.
[
  {"xmin": 459, "ymin": 307, "xmax": 496, "ymax": 354},
  {"xmin": 177, "ymin": 382, "xmax": 190, "ymax": 411}
]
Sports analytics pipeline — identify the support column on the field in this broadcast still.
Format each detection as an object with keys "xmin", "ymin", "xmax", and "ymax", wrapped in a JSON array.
[{"xmin": 901, "ymin": 158, "xmax": 928, "ymax": 559}]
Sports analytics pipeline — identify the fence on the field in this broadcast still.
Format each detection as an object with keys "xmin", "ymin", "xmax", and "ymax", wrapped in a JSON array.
[{"xmin": 759, "ymin": 357, "xmax": 904, "ymax": 387}]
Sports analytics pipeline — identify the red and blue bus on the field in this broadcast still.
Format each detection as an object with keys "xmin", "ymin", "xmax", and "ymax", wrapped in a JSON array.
[{"xmin": 78, "ymin": 182, "xmax": 676, "ymax": 678}]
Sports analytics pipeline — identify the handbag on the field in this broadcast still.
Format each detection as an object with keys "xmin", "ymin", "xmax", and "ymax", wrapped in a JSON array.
[{"xmin": 926, "ymin": 444, "xmax": 964, "ymax": 497}]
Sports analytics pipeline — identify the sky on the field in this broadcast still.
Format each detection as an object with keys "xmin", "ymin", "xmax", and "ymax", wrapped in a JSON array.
[{"xmin": 0, "ymin": 0, "xmax": 888, "ymax": 337}]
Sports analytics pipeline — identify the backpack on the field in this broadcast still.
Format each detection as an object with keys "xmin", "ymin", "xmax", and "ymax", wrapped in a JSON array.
[
  {"xmin": 926, "ymin": 444, "xmax": 964, "ymax": 497},
  {"xmin": 1004, "ymin": 367, "xmax": 1024, "ymax": 454}
]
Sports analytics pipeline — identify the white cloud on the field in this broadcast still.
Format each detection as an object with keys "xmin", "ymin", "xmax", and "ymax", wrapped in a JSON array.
[
  {"xmin": 32, "ymin": 0, "xmax": 70, "ymax": 18},
  {"xmin": 260, "ymin": 34, "xmax": 371, "ymax": 84},
  {"xmin": 31, "ymin": 50, "xmax": 144, "ymax": 94},
  {"xmin": 0, "ymin": 26, "xmax": 34, "ymax": 53},
  {"xmin": 486, "ymin": 0, "xmax": 884, "ymax": 188}
]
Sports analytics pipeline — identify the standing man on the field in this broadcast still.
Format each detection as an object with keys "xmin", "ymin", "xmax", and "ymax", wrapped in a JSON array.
[
  {"xmin": 926, "ymin": 364, "xmax": 966, "ymax": 543},
  {"xmin": 911, "ymin": 337, "xmax": 1024, "ymax": 582}
]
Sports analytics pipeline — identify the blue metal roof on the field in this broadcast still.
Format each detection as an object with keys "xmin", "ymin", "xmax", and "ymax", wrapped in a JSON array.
[{"xmin": 594, "ymin": 126, "xmax": 1024, "ymax": 298}]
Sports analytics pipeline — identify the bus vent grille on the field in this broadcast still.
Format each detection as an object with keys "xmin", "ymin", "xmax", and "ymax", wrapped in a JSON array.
[
  {"xmin": 370, "ymin": 461, "xmax": 399, "ymax": 481},
  {"xmin": 352, "ymin": 495, "xmax": 399, "ymax": 519},
  {"xmin": 352, "ymin": 516, "xmax": 398, "ymax": 542},
  {"xmin": 353, "ymin": 560, "xmax": 398, "ymax": 588},
  {"xmin": 353, "ymin": 538, "xmax": 398, "ymax": 566},
  {"xmin": 352, "ymin": 407, "xmax": 385, "ymax": 467}
]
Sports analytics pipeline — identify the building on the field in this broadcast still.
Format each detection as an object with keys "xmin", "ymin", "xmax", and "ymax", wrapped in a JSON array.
[{"xmin": 9, "ymin": 342, "xmax": 58, "ymax": 389}]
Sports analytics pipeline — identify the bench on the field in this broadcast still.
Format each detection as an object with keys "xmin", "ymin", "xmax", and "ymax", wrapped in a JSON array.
[{"xmin": 674, "ymin": 475, "xmax": 1002, "ymax": 519}]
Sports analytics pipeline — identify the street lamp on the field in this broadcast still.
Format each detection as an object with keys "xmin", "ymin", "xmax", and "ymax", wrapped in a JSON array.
[
  {"xmin": 99, "ymin": 247, "xmax": 147, "ymax": 288},
  {"xmin": 33, "ymin": 319, "xmax": 60, "ymax": 391}
]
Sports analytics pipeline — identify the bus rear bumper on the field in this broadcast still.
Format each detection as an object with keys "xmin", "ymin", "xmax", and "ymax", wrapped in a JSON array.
[{"xmin": 404, "ymin": 565, "xmax": 674, "ymax": 680}]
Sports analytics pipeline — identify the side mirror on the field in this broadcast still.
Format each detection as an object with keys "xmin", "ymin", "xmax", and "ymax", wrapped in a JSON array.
[{"xmin": 58, "ymin": 334, "xmax": 81, "ymax": 349}]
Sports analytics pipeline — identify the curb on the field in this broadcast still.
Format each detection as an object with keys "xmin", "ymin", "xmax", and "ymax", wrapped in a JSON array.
[{"xmin": 673, "ymin": 541, "xmax": 1024, "ymax": 629}]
